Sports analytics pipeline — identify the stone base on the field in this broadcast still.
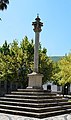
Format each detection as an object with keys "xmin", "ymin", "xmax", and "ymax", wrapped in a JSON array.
[{"xmin": 27, "ymin": 72, "xmax": 43, "ymax": 89}]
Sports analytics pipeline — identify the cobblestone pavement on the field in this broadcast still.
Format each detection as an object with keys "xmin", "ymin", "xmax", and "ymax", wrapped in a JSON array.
[{"xmin": 0, "ymin": 113, "xmax": 71, "ymax": 120}]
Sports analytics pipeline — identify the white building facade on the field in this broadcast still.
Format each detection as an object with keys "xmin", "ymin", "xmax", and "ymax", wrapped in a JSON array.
[{"xmin": 43, "ymin": 81, "xmax": 71, "ymax": 95}]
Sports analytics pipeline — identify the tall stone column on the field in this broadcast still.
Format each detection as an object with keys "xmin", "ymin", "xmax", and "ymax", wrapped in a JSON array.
[
  {"xmin": 28, "ymin": 15, "xmax": 43, "ymax": 89},
  {"xmin": 32, "ymin": 15, "xmax": 43, "ymax": 73},
  {"xmin": 34, "ymin": 31, "xmax": 39, "ymax": 73}
]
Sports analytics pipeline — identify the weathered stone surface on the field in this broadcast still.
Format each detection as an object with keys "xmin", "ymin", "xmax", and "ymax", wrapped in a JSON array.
[
  {"xmin": 0, "ymin": 88, "xmax": 70, "ymax": 118},
  {"xmin": 0, "ymin": 113, "xmax": 71, "ymax": 120},
  {"xmin": 28, "ymin": 72, "xmax": 43, "ymax": 88}
]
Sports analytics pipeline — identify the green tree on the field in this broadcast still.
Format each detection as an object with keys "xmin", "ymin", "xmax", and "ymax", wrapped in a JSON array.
[
  {"xmin": 39, "ymin": 47, "xmax": 54, "ymax": 84},
  {"xmin": 0, "ymin": 53, "xmax": 13, "ymax": 80},
  {"xmin": 51, "ymin": 61, "xmax": 61, "ymax": 85},
  {"xmin": 20, "ymin": 36, "xmax": 34, "ymax": 71},
  {"xmin": 52, "ymin": 54, "xmax": 71, "ymax": 86},
  {"xmin": 0, "ymin": 37, "xmax": 54, "ymax": 87},
  {"xmin": 1, "ymin": 40, "xmax": 10, "ymax": 55}
]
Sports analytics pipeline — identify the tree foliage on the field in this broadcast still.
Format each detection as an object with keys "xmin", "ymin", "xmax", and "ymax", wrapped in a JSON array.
[
  {"xmin": 0, "ymin": 37, "xmax": 54, "ymax": 87},
  {"xmin": 52, "ymin": 54, "xmax": 71, "ymax": 86},
  {"xmin": 0, "ymin": 0, "xmax": 9, "ymax": 10},
  {"xmin": 0, "ymin": 40, "xmax": 10, "ymax": 55},
  {"xmin": 39, "ymin": 47, "xmax": 54, "ymax": 83}
]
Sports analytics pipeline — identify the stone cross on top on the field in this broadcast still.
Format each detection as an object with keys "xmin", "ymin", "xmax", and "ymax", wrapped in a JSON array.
[{"xmin": 32, "ymin": 15, "xmax": 43, "ymax": 73}]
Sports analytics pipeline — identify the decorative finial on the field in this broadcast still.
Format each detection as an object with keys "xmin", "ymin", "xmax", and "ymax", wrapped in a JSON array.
[
  {"xmin": 37, "ymin": 13, "xmax": 39, "ymax": 18},
  {"xmin": 32, "ymin": 15, "xmax": 43, "ymax": 32}
]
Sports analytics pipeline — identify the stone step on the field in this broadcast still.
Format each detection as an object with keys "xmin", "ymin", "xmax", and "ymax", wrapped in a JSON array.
[
  {"xmin": 0, "ymin": 100, "xmax": 70, "ymax": 108},
  {"xmin": 0, "ymin": 88, "xmax": 70, "ymax": 118},
  {"xmin": 0, "ymin": 100, "xmax": 58, "ymax": 108},
  {"xmin": 0, "ymin": 97, "xmax": 67, "ymax": 103},
  {"xmin": 5, "ymin": 94, "xmax": 63, "ymax": 99},
  {"xmin": 0, "ymin": 103, "xmax": 71, "ymax": 113},
  {"xmin": 0, "ymin": 107, "xmax": 71, "ymax": 118},
  {"xmin": 11, "ymin": 91, "xmax": 57, "ymax": 96},
  {"xmin": 17, "ymin": 89, "xmax": 51, "ymax": 92}
]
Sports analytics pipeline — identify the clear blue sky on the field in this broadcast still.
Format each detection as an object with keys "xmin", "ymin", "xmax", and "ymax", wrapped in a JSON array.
[{"xmin": 0, "ymin": 0, "xmax": 71, "ymax": 56}]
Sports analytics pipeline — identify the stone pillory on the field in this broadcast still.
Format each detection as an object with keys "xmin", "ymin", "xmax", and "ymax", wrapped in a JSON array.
[
  {"xmin": 28, "ymin": 15, "xmax": 43, "ymax": 88},
  {"xmin": 32, "ymin": 15, "xmax": 43, "ymax": 73}
]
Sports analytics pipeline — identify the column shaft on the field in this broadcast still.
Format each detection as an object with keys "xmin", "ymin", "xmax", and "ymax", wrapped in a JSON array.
[{"xmin": 34, "ymin": 32, "xmax": 40, "ymax": 73}]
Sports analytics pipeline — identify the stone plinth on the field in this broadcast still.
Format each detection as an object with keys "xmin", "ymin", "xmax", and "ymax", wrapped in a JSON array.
[{"xmin": 28, "ymin": 72, "xmax": 43, "ymax": 89}]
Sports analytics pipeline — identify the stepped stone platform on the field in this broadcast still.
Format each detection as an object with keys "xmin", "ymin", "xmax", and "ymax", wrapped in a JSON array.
[{"xmin": 0, "ymin": 88, "xmax": 71, "ymax": 119}]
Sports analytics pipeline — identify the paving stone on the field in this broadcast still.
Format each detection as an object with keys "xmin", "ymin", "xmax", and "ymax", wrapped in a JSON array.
[
  {"xmin": 67, "ymin": 114, "xmax": 71, "ymax": 120},
  {"xmin": 0, "ymin": 113, "xmax": 39, "ymax": 120},
  {"xmin": 0, "ymin": 113, "xmax": 71, "ymax": 120},
  {"xmin": 0, "ymin": 115, "xmax": 9, "ymax": 120}
]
